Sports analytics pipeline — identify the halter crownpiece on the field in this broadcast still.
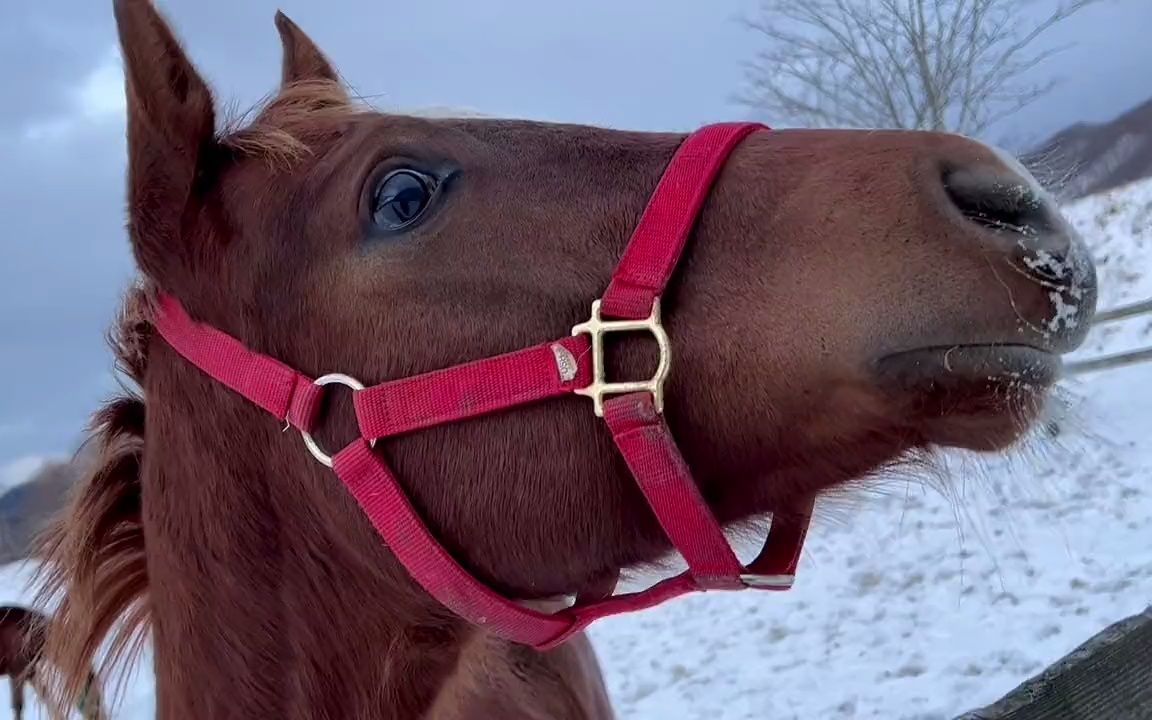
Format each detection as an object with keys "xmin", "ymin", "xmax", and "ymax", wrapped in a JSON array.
[{"xmin": 152, "ymin": 121, "xmax": 813, "ymax": 650}]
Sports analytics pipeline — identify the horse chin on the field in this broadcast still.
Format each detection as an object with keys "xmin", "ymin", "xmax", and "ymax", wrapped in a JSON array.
[{"xmin": 874, "ymin": 344, "xmax": 1061, "ymax": 452}]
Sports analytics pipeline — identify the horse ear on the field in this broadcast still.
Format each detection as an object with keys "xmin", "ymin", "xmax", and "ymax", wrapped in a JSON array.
[
  {"xmin": 113, "ymin": 0, "xmax": 218, "ymax": 282},
  {"xmin": 274, "ymin": 11, "xmax": 343, "ymax": 88}
]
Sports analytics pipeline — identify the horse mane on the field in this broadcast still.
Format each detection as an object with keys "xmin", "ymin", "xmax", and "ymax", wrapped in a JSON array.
[
  {"xmin": 221, "ymin": 79, "xmax": 370, "ymax": 163},
  {"xmin": 219, "ymin": 78, "xmax": 491, "ymax": 165},
  {"xmin": 31, "ymin": 281, "xmax": 156, "ymax": 710}
]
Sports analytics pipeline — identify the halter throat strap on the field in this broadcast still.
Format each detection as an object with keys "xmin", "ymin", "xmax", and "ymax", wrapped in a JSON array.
[{"xmin": 151, "ymin": 122, "xmax": 812, "ymax": 650}]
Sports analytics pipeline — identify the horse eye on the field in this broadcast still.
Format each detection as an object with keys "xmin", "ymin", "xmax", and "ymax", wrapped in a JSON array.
[{"xmin": 371, "ymin": 170, "xmax": 434, "ymax": 231}]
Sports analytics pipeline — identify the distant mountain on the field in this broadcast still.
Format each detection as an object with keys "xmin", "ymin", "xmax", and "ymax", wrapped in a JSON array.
[
  {"xmin": 0, "ymin": 457, "xmax": 81, "ymax": 565},
  {"xmin": 1023, "ymin": 96, "xmax": 1152, "ymax": 200}
]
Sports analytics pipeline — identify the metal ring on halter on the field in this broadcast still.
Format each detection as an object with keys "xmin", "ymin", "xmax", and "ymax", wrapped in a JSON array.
[{"xmin": 299, "ymin": 373, "xmax": 376, "ymax": 468}]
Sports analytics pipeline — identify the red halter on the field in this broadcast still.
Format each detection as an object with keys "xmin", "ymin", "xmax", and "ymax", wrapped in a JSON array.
[{"xmin": 152, "ymin": 122, "xmax": 812, "ymax": 650}]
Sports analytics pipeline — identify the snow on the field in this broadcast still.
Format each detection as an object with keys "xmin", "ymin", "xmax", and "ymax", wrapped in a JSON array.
[{"xmin": 0, "ymin": 178, "xmax": 1149, "ymax": 719}]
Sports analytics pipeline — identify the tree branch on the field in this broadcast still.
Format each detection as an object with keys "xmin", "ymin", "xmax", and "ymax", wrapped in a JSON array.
[{"xmin": 735, "ymin": 0, "xmax": 1103, "ymax": 137}]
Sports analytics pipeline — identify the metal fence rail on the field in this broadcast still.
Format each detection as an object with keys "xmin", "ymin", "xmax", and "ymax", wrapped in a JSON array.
[
  {"xmin": 954, "ymin": 606, "xmax": 1152, "ymax": 719},
  {"xmin": 1066, "ymin": 297, "xmax": 1152, "ymax": 376},
  {"xmin": 1066, "ymin": 346, "xmax": 1152, "ymax": 375},
  {"xmin": 1093, "ymin": 298, "xmax": 1152, "ymax": 325}
]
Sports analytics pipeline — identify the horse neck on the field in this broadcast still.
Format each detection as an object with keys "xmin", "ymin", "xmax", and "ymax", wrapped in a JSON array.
[
  {"xmin": 143, "ymin": 356, "xmax": 612, "ymax": 719},
  {"xmin": 144, "ymin": 360, "xmax": 464, "ymax": 718}
]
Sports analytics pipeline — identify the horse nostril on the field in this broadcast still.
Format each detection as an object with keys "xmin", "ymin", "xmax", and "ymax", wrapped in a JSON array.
[
  {"xmin": 942, "ymin": 167, "xmax": 1072, "ymax": 283},
  {"xmin": 943, "ymin": 168, "xmax": 1054, "ymax": 235}
]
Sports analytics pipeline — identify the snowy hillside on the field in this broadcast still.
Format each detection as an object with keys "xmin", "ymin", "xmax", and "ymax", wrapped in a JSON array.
[{"xmin": 0, "ymin": 178, "xmax": 1149, "ymax": 719}]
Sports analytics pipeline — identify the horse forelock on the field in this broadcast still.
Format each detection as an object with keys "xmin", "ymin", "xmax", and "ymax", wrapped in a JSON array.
[{"xmin": 219, "ymin": 79, "xmax": 493, "ymax": 166}]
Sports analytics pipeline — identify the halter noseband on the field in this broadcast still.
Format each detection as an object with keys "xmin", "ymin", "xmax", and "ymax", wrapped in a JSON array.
[{"xmin": 152, "ymin": 122, "xmax": 812, "ymax": 650}]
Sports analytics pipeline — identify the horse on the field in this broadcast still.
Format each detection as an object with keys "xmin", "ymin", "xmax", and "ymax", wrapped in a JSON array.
[
  {"xmin": 29, "ymin": 1, "xmax": 1097, "ymax": 718},
  {"xmin": 0, "ymin": 606, "xmax": 103, "ymax": 720}
]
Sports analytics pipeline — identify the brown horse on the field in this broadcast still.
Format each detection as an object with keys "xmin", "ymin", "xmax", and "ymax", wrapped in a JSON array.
[
  {"xmin": 0, "ymin": 606, "xmax": 103, "ymax": 720},
  {"xmin": 31, "ymin": 1, "xmax": 1097, "ymax": 718}
]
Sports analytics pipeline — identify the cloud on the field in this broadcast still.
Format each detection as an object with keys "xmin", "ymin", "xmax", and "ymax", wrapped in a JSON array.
[
  {"xmin": 0, "ymin": 422, "xmax": 33, "ymax": 440},
  {"xmin": 0, "ymin": 2, "xmax": 112, "ymax": 136},
  {"xmin": 0, "ymin": 40, "xmax": 133, "ymax": 466},
  {"xmin": 22, "ymin": 45, "xmax": 125, "ymax": 144},
  {"xmin": 0, "ymin": 456, "xmax": 49, "ymax": 492}
]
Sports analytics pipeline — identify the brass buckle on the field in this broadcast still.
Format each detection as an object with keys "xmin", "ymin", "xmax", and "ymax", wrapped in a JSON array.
[{"xmin": 571, "ymin": 298, "xmax": 671, "ymax": 417}]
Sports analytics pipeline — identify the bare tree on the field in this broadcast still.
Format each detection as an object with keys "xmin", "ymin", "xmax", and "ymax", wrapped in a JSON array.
[{"xmin": 736, "ymin": 0, "xmax": 1102, "ymax": 137}]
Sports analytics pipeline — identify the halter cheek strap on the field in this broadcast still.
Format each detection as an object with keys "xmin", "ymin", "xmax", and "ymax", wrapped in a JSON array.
[{"xmin": 152, "ymin": 121, "xmax": 813, "ymax": 650}]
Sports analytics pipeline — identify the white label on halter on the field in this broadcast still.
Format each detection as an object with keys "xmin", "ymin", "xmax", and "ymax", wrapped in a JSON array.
[{"xmin": 551, "ymin": 343, "xmax": 579, "ymax": 383}]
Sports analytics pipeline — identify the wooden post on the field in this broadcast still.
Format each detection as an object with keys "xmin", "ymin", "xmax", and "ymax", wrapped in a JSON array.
[{"xmin": 955, "ymin": 606, "xmax": 1152, "ymax": 719}]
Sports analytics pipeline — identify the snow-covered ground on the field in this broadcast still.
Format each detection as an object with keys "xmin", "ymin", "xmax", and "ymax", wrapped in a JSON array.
[{"xmin": 0, "ymin": 178, "xmax": 1149, "ymax": 719}]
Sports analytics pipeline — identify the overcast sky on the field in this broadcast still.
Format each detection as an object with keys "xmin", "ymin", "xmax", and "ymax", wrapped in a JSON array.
[{"xmin": 1, "ymin": 0, "xmax": 1149, "ymax": 466}]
